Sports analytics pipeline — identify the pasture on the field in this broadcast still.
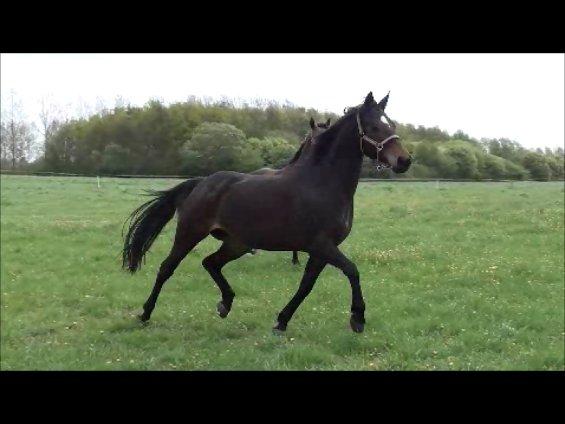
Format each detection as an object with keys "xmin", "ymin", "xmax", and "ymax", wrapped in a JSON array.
[{"xmin": 1, "ymin": 174, "xmax": 563, "ymax": 370}]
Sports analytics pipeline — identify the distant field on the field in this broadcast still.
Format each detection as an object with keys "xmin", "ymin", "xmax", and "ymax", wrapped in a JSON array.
[{"xmin": 1, "ymin": 175, "xmax": 563, "ymax": 370}]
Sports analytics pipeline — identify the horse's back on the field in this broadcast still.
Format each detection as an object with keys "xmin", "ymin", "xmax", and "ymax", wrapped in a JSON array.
[
  {"xmin": 177, "ymin": 171, "xmax": 248, "ymax": 221},
  {"xmin": 250, "ymin": 167, "xmax": 277, "ymax": 176}
]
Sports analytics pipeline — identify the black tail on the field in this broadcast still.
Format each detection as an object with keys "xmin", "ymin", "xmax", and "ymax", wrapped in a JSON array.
[{"xmin": 122, "ymin": 177, "xmax": 204, "ymax": 273}]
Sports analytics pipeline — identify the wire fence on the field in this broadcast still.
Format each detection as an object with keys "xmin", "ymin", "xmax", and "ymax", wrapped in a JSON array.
[{"xmin": 0, "ymin": 169, "xmax": 561, "ymax": 183}]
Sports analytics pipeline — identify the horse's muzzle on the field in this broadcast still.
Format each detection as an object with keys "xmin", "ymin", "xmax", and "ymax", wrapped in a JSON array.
[{"xmin": 393, "ymin": 156, "xmax": 411, "ymax": 173}]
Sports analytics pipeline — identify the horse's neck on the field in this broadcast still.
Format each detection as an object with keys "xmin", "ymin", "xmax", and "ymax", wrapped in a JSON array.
[{"xmin": 299, "ymin": 120, "xmax": 363, "ymax": 199}]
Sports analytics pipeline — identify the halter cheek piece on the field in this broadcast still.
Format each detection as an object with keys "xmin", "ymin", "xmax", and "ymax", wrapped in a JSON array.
[{"xmin": 356, "ymin": 111, "xmax": 400, "ymax": 171}]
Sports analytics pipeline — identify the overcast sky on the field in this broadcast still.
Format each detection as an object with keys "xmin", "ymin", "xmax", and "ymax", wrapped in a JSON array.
[{"xmin": 1, "ymin": 53, "xmax": 563, "ymax": 150}]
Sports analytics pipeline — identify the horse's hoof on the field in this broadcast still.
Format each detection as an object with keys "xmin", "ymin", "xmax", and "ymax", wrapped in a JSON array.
[
  {"xmin": 138, "ymin": 313, "xmax": 150, "ymax": 323},
  {"xmin": 350, "ymin": 315, "xmax": 365, "ymax": 333},
  {"xmin": 217, "ymin": 301, "xmax": 230, "ymax": 318},
  {"xmin": 272, "ymin": 321, "xmax": 287, "ymax": 334}
]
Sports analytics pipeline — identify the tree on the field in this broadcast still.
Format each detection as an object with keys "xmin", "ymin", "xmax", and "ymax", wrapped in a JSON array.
[
  {"xmin": 502, "ymin": 160, "xmax": 528, "ymax": 180},
  {"xmin": 101, "ymin": 143, "xmax": 132, "ymax": 174},
  {"xmin": 1, "ymin": 92, "xmax": 36, "ymax": 169},
  {"xmin": 44, "ymin": 121, "xmax": 79, "ymax": 172},
  {"xmin": 481, "ymin": 154, "xmax": 506, "ymax": 180},
  {"xmin": 546, "ymin": 155, "xmax": 564, "ymax": 180},
  {"xmin": 39, "ymin": 95, "xmax": 63, "ymax": 159},
  {"xmin": 486, "ymin": 138, "xmax": 527, "ymax": 163},
  {"xmin": 444, "ymin": 143, "xmax": 479, "ymax": 179},
  {"xmin": 247, "ymin": 136, "xmax": 296, "ymax": 168},
  {"xmin": 522, "ymin": 152, "xmax": 551, "ymax": 181},
  {"xmin": 0, "ymin": 121, "xmax": 8, "ymax": 168},
  {"xmin": 413, "ymin": 142, "xmax": 456, "ymax": 177},
  {"xmin": 38, "ymin": 94, "xmax": 558, "ymax": 179},
  {"xmin": 180, "ymin": 122, "xmax": 263, "ymax": 175}
]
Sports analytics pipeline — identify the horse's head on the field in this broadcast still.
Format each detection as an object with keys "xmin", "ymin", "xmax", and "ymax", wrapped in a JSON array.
[
  {"xmin": 288, "ymin": 118, "xmax": 332, "ymax": 166},
  {"xmin": 309, "ymin": 117, "xmax": 331, "ymax": 138},
  {"xmin": 357, "ymin": 92, "xmax": 411, "ymax": 173}
]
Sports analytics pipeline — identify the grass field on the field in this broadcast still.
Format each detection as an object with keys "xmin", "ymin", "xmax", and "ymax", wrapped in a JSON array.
[{"xmin": 1, "ymin": 174, "xmax": 563, "ymax": 370}]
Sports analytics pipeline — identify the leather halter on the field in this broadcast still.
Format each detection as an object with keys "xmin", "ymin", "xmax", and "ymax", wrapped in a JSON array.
[{"xmin": 356, "ymin": 111, "xmax": 400, "ymax": 170}]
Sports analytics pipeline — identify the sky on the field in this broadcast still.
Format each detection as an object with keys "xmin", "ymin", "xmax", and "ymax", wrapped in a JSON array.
[{"xmin": 1, "ymin": 53, "xmax": 564, "ymax": 150}]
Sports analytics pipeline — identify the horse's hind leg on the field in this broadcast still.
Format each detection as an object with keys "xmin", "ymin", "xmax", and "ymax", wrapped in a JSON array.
[
  {"xmin": 140, "ymin": 225, "xmax": 207, "ymax": 322},
  {"xmin": 202, "ymin": 239, "xmax": 251, "ymax": 318},
  {"xmin": 292, "ymin": 251, "xmax": 300, "ymax": 265}
]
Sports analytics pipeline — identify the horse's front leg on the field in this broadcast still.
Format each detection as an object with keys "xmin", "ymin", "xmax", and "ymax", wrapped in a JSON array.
[
  {"xmin": 274, "ymin": 256, "xmax": 326, "ymax": 332},
  {"xmin": 310, "ymin": 241, "xmax": 365, "ymax": 333}
]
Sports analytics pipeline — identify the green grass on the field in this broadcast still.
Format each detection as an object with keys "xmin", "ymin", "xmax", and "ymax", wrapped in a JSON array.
[{"xmin": 1, "ymin": 175, "xmax": 564, "ymax": 370}]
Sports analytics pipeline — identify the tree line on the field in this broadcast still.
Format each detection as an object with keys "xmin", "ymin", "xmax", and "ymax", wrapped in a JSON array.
[{"xmin": 1, "ymin": 95, "xmax": 563, "ymax": 181}]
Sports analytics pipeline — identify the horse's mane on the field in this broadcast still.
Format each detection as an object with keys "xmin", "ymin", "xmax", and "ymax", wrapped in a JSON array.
[
  {"xmin": 286, "ymin": 110, "xmax": 359, "ymax": 166},
  {"xmin": 286, "ymin": 135, "xmax": 312, "ymax": 165},
  {"xmin": 307, "ymin": 107, "xmax": 360, "ymax": 160}
]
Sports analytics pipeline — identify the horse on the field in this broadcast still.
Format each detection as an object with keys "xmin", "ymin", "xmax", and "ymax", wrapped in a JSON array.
[
  {"xmin": 122, "ymin": 91, "xmax": 411, "ymax": 333},
  {"xmin": 249, "ymin": 117, "xmax": 331, "ymax": 265}
]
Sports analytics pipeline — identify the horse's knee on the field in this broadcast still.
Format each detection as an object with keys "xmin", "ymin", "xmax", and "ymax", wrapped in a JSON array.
[
  {"xmin": 202, "ymin": 256, "xmax": 220, "ymax": 272},
  {"xmin": 202, "ymin": 257, "xmax": 213, "ymax": 271}
]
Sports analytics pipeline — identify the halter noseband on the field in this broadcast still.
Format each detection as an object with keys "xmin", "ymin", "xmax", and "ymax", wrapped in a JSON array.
[{"xmin": 356, "ymin": 111, "xmax": 399, "ymax": 171}]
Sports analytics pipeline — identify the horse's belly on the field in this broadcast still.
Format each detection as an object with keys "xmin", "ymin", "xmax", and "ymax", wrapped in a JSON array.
[{"xmin": 216, "ymin": 185, "xmax": 313, "ymax": 250}]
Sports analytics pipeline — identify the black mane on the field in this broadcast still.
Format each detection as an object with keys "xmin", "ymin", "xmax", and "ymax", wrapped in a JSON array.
[{"xmin": 305, "ymin": 109, "xmax": 360, "ymax": 162}]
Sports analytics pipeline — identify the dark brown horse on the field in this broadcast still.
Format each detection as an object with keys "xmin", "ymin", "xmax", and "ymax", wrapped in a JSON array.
[
  {"xmin": 123, "ymin": 92, "xmax": 411, "ymax": 333},
  {"xmin": 250, "ymin": 117, "xmax": 331, "ymax": 265}
]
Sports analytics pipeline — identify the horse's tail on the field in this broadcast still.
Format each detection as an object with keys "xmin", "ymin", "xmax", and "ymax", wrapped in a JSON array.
[{"xmin": 122, "ymin": 177, "xmax": 204, "ymax": 273}]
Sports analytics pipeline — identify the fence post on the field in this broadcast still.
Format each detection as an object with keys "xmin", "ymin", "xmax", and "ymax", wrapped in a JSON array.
[{"xmin": 97, "ymin": 176, "xmax": 101, "ymax": 189}]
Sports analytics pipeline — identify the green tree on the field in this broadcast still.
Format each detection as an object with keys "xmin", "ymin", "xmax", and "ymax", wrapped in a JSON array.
[
  {"xmin": 486, "ymin": 138, "xmax": 527, "ymax": 163},
  {"xmin": 181, "ymin": 122, "xmax": 263, "ymax": 175},
  {"xmin": 413, "ymin": 143, "xmax": 456, "ymax": 177},
  {"xmin": 247, "ymin": 136, "xmax": 296, "ymax": 168},
  {"xmin": 100, "ymin": 143, "xmax": 132, "ymax": 174},
  {"xmin": 481, "ymin": 154, "xmax": 506, "ymax": 180},
  {"xmin": 546, "ymin": 155, "xmax": 564, "ymax": 180},
  {"xmin": 503, "ymin": 160, "xmax": 529, "ymax": 180},
  {"xmin": 444, "ymin": 143, "xmax": 479, "ymax": 179},
  {"xmin": 522, "ymin": 152, "xmax": 551, "ymax": 181}
]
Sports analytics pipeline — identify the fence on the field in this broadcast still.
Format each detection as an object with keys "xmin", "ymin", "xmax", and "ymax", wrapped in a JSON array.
[{"xmin": 0, "ymin": 169, "xmax": 561, "ymax": 183}]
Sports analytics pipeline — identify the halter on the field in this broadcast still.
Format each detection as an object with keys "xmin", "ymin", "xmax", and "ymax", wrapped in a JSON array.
[{"xmin": 356, "ymin": 111, "xmax": 400, "ymax": 171}]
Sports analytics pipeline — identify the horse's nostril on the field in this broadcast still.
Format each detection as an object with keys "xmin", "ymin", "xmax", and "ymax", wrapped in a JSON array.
[{"xmin": 398, "ymin": 156, "xmax": 411, "ymax": 168}]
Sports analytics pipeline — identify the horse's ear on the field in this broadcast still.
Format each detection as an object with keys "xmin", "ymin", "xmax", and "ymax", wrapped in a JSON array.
[
  {"xmin": 326, "ymin": 118, "xmax": 331, "ymax": 127},
  {"xmin": 363, "ymin": 92, "xmax": 374, "ymax": 106},
  {"xmin": 377, "ymin": 91, "xmax": 390, "ymax": 111},
  {"xmin": 309, "ymin": 117, "xmax": 315, "ymax": 130}
]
